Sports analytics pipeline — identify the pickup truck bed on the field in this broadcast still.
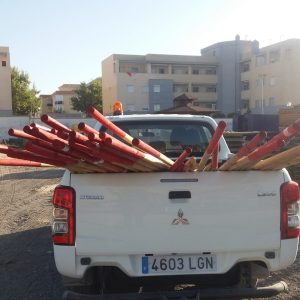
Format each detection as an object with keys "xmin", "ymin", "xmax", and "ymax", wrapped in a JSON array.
[{"xmin": 73, "ymin": 171, "xmax": 294, "ymax": 265}]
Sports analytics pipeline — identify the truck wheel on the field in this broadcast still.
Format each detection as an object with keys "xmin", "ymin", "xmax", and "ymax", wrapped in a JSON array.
[
  {"xmin": 67, "ymin": 268, "xmax": 104, "ymax": 295},
  {"xmin": 239, "ymin": 263, "xmax": 258, "ymax": 288}
]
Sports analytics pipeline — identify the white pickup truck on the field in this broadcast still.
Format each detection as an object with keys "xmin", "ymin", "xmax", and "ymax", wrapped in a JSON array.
[{"xmin": 52, "ymin": 114, "xmax": 300, "ymax": 300}]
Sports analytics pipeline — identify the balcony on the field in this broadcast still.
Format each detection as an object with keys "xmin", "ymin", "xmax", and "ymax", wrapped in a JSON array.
[
  {"xmin": 189, "ymin": 92, "xmax": 217, "ymax": 101},
  {"xmin": 119, "ymin": 62, "xmax": 147, "ymax": 74}
]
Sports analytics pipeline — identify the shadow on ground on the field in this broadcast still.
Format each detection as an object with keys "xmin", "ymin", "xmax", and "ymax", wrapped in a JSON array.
[
  {"xmin": 0, "ymin": 227, "xmax": 65, "ymax": 300},
  {"xmin": 1, "ymin": 169, "xmax": 64, "ymax": 181}
]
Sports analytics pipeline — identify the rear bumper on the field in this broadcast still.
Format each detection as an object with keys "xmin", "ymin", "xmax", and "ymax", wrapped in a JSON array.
[{"xmin": 63, "ymin": 281, "xmax": 288, "ymax": 300}]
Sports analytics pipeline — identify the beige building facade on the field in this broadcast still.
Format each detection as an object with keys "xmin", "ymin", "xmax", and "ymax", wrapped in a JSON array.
[
  {"xmin": 241, "ymin": 39, "xmax": 300, "ymax": 114},
  {"xmin": 103, "ymin": 38, "xmax": 300, "ymax": 116},
  {"xmin": 0, "ymin": 46, "xmax": 12, "ymax": 116},
  {"xmin": 102, "ymin": 54, "xmax": 217, "ymax": 115},
  {"xmin": 40, "ymin": 84, "xmax": 80, "ymax": 115}
]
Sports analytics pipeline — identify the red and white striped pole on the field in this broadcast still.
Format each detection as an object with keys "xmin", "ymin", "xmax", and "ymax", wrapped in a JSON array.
[
  {"xmin": 169, "ymin": 147, "xmax": 192, "ymax": 172},
  {"xmin": 197, "ymin": 121, "xmax": 227, "ymax": 171},
  {"xmin": 211, "ymin": 143, "xmax": 219, "ymax": 171},
  {"xmin": 87, "ymin": 106, "xmax": 174, "ymax": 166},
  {"xmin": 269, "ymin": 118, "xmax": 300, "ymax": 143},
  {"xmin": 219, "ymin": 131, "xmax": 266, "ymax": 171},
  {"xmin": 0, "ymin": 158, "xmax": 51, "ymax": 167},
  {"xmin": 230, "ymin": 139, "xmax": 286, "ymax": 171}
]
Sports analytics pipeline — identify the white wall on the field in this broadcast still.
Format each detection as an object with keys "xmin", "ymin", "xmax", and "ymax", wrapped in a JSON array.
[
  {"xmin": 0, "ymin": 116, "xmax": 29, "ymax": 141},
  {"xmin": 0, "ymin": 116, "xmax": 96, "ymax": 141}
]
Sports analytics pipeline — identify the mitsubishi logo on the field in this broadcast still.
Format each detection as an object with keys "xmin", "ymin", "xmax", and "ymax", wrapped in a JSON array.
[{"xmin": 172, "ymin": 209, "xmax": 189, "ymax": 225}]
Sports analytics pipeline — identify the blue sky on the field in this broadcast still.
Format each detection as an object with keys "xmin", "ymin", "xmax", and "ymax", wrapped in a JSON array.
[{"xmin": 1, "ymin": 0, "xmax": 299, "ymax": 94}]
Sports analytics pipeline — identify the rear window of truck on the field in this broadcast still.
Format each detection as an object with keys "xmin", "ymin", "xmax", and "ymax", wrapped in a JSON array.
[{"xmin": 100, "ymin": 120, "xmax": 214, "ymax": 159}]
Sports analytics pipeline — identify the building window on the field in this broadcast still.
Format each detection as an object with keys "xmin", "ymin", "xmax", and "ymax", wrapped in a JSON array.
[
  {"xmin": 151, "ymin": 64, "xmax": 168, "ymax": 74},
  {"xmin": 127, "ymin": 104, "xmax": 135, "ymax": 111},
  {"xmin": 242, "ymin": 62, "xmax": 250, "ymax": 72},
  {"xmin": 285, "ymin": 48, "xmax": 292, "ymax": 59},
  {"xmin": 1, "ymin": 61, "xmax": 6, "ymax": 67},
  {"xmin": 192, "ymin": 86, "xmax": 199, "ymax": 93},
  {"xmin": 192, "ymin": 69, "xmax": 199, "ymax": 75},
  {"xmin": 153, "ymin": 85, "xmax": 160, "ymax": 93},
  {"xmin": 242, "ymin": 81, "xmax": 250, "ymax": 91},
  {"xmin": 206, "ymin": 85, "xmax": 217, "ymax": 92},
  {"xmin": 269, "ymin": 50, "xmax": 280, "ymax": 63},
  {"xmin": 256, "ymin": 54, "xmax": 266, "ymax": 66},
  {"xmin": 240, "ymin": 99, "xmax": 249, "ymax": 110},
  {"xmin": 159, "ymin": 68, "xmax": 165, "ymax": 74},
  {"xmin": 119, "ymin": 62, "xmax": 146, "ymax": 74},
  {"xmin": 197, "ymin": 102, "xmax": 216, "ymax": 109},
  {"xmin": 173, "ymin": 84, "xmax": 188, "ymax": 93},
  {"xmin": 131, "ymin": 67, "xmax": 139, "ymax": 72},
  {"xmin": 269, "ymin": 97, "xmax": 275, "ymax": 106},
  {"xmin": 269, "ymin": 77, "xmax": 276, "ymax": 86},
  {"xmin": 142, "ymin": 105, "xmax": 149, "ymax": 111},
  {"xmin": 55, "ymin": 100, "xmax": 63, "ymax": 105},
  {"xmin": 205, "ymin": 68, "xmax": 216, "ymax": 75},
  {"xmin": 127, "ymin": 85, "xmax": 134, "ymax": 93},
  {"xmin": 172, "ymin": 65, "xmax": 189, "ymax": 75},
  {"xmin": 153, "ymin": 104, "xmax": 160, "ymax": 112}
]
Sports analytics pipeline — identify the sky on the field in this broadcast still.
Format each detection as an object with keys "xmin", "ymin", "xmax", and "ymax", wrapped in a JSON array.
[{"xmin": 1, "ymin": 0, "xmax": 300, "ymax": 95}]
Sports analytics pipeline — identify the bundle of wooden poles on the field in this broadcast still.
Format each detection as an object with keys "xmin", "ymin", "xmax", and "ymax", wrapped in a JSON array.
[{"xmin": 0, "ymin": 106, "xmax": 300, "ymax": 173}]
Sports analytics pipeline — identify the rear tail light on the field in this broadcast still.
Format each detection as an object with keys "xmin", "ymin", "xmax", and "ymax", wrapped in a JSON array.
[
  {"xmin": 52, "ymin": 186, "xmax": 76, "ymax": 245},
  {"xmin": 281, "ymin": 181, "xmax": 300, "ymax": 239}
]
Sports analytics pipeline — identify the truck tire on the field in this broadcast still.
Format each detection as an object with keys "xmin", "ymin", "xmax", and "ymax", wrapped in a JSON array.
[{"xmin": 66, "ymin": 268, "xmax": 103, "ymax": 295}]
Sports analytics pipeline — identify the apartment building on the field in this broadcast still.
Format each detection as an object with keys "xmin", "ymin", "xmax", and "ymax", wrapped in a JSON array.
[
  {"xmin": 0, "ymin": 46, "xmax": 12, "ymax": 116},
  {"xmin": 40, "ymin": 84, "xmax": 80, "ymax": 115},
  {"xmin": 40, "ymin": 94, "xmax": 53, "ymax": 114},
  {"xmin": 102, "ymin": 54, "xmax": 218, "ymax": 115},
  {"xmin": 103, "ymin": 37, "xmax": 300, "ymax": 116},
  {"xmin": 201, "ymin": 36, "xmax": 259, "ymax": 115},
  {"xmin": 240, "ymin": 39, "xmax": 300, "ymax": 114}
]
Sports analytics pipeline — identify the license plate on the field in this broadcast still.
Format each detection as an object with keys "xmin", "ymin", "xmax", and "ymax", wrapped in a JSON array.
[{"xmin": 141, "ymin": 254, "xmax": 216, "ymax": 274}]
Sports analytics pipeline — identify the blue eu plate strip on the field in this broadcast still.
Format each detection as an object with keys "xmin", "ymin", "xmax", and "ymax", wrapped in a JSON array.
[{"xmin": 142, "ymin": 256, "xmax": 148, "ymax": 274}]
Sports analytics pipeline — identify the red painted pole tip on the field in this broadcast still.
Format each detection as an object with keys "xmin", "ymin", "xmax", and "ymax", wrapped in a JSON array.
[
  {"xmin": 86, "ymin": 106, "xmax": 95, "ymax": 115},
  {"xmin": 132, "ymin": 138, "xmax": 139, "ymax": 146},
  {"xmin": 41, "ymin": 114, "xmax": 49, "ymax": 122},
  {"xmin": 78, "ymin": 122, "xmax": 85, "ymax": 130},
  {"xmin": 88, "ymin": 132, "xmax": 96, "ymax": 140},
  {"xmin": 185, "ymin": 147, "xmax": 192, "ymax": 155},
  {"xmin": 218, "ymin": 120, "xmax": 227, "ymax": 130},
  {"xmin": 23, "ymin": 125, "xmax": 32, "ymax": 131},
  {"xmin": 8, "ymin": 128, "xmax": 14, "ymax": 135},
  {"xmin": 68, "ymin": 131, "xmax": 77, "ymax": 139}
]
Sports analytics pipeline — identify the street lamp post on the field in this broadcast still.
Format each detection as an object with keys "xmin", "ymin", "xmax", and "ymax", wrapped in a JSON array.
[{"xmin": 260, "ymin": 74, "xmax": 266, "ymax": 114}]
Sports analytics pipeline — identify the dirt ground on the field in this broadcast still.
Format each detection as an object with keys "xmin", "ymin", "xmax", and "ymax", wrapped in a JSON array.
[{"xmin": 0, "ymin": 157, "xmax": 299, "ymax": 299}]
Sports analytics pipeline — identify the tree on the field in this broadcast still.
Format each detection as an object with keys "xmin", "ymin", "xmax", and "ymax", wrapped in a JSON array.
[
  {"xmin": 71, "ymin": 78, "xmax": 102, "ymax": 113},
  {"xmin": 11, "ymin": 67, "xmax": 40, "ymax": 115}
]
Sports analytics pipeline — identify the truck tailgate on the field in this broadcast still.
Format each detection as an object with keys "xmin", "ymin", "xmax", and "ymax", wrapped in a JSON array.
[{"xmin": 72, "ymin": 171, "xmax": 284, "ymax": 255}]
